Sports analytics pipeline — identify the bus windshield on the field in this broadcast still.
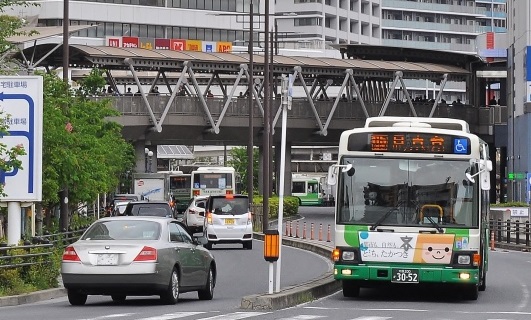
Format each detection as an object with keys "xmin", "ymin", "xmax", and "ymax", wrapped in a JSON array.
[
  {"xmin": 193, "ymin": 173, "xmax": 233, "ymax": 189},
  {"xmin": 337, "ymin": 157, "xmax": 479, "ymax": 228}
]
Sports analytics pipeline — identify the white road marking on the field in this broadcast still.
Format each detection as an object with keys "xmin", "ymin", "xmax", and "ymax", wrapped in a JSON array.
[
  {"xmin": 136, "ymin": 312, "xmax": 206, "ymax": 320},
  {"xmin": 275, "ymin": 316, "xmax": 326, "ymax": 320},
  {"xmin": 196, "ymin": 312, "xmax": 269, "ymax": 320},
  {"xmin": 518, "ymin": 283, "xmax": 530, "ymax": 310},
  {"xmin": 78, "ymin": 313, "xmax": 135, "ymax": 320},
  {"xmin": 348, "ymin": 317, "xmax": 392, "ymax": 320}
]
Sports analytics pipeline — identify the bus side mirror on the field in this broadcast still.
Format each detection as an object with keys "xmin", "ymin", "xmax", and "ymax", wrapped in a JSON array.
[
  {"xmin": 327, "ymin": 166, "xmax": 337, "ymax": 186},
  {"xmin": 327, "ymin": 164, "xmax": 355, "ymax": 186}
]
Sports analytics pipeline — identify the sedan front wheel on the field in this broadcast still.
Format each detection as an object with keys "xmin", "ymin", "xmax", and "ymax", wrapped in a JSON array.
[{"xmin": 198, "ymin": 267, "xmax": 214, "ymax": 300}]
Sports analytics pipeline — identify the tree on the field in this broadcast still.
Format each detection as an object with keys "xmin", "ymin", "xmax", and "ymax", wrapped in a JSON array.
[
  {"xmin": 41, "ymin": 70, "xmax": 135, "ymax": 229},
  {"xmin": 227, "ymin": 147, "xmax": 258, "ymax": 194}
]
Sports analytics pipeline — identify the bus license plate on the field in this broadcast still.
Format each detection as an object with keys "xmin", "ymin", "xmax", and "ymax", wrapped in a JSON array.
[{"xmin": 391, "ymin": 268, "xmax": 419, "ymax": 283}]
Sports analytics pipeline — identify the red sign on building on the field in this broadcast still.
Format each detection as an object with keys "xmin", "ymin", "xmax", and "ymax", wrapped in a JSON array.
[
  {"xmin": 170, "ymin": 39, "xmax": 186, "ymax": 51},
  {"xmin": 122, "ymin": 36, "xmax": 139, "ymax": 48},
  {"xmin": 155, "ymin": 38, "xmax": 170, "ymax": 50}
]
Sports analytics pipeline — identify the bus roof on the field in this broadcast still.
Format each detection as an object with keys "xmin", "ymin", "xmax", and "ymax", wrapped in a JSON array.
[
  {"xmin": 364, "ymin": 117, "xmax": 469, "ymax": 133},
  {"xmin": 194, "ymin": 166, "xmax": 235, "ymax": 172}
]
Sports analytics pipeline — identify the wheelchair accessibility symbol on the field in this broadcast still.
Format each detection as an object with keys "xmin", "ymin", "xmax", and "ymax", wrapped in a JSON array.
[{"xmin": 453, "ymin": 139, "xmax": 468, "ymax": 154}]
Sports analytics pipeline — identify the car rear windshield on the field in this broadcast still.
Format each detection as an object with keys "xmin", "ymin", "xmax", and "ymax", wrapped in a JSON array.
[
  {"xmin": 211, "ymin": 197, "xmax": 248, "ymax": 215},
  {"xmin": 82, "ymin": 220, "xmax": 161, "ymax": 240},
  {"xmin": 131, "ymin": 204, "xmax": 171, "ymax": 217}
]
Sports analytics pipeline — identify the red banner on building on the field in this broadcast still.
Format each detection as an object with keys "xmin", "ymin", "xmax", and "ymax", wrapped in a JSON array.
[
  {"xmin": 122, "ymin": 36, "xmax": 140, "ymax": 48},
  {"xmin": 170, "ymin": 39, "xmax": 186, "ymax": 51},
  {"xmin": 155, "ymin": 38, "xmax": 170, "ymax": 50}
]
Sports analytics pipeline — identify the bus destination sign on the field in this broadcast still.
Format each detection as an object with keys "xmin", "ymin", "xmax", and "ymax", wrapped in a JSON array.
[{"xmin": 348, "ymin": 132, "xmax": 470, "ymax": 155}]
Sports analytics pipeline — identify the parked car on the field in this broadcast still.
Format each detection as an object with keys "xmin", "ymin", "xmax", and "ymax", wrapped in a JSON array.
[
  {"xmin": 203, "ymin": 194, "xmax": 253, "ymax": 250},
  {"xmin": 183, "ymin": 195, "xmax": 208, "ymax": 233},
  {"xmin": 61, "ymin": 216, "xmax": 216, "ymax": 305},
  {"xmin": 122, "ymin": 200, "xmax": 173, "ymax": 218}
]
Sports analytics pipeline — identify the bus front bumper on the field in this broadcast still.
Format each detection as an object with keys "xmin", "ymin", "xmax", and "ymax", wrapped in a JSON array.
[{"xmin": 334, "ymin": 264, "xmax": 479, "ymax": 285}]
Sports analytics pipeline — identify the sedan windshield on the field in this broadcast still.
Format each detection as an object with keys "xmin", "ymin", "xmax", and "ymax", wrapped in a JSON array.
[
  {"xmin": 337, "ymin": 157, "xmax": 479, "ymax": 228},
  {"xmin": 82, "ymin": 220, "xmax": 161, "ymax": 240}
]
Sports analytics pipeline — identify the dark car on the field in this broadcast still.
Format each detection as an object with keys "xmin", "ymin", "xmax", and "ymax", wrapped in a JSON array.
[{"xmin": 122, "ymin": 200, "xmax": 173, "ymax": 218}]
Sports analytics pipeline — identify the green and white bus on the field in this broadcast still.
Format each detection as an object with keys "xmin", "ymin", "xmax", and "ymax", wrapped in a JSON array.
[
  {"xmin": 328, "ymin": 117, "xmax": 492, "ymax": 300},
  {"xmin": 291, "ymin": 173, "xmax": 324, "ymax": 206}
]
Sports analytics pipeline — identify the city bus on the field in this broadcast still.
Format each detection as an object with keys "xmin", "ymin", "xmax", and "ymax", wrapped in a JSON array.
[
  {"xmin": 328, "ymin": 117, "xmax": 492, "ymax": 300},
  {"xmin": 291, "ymin": 173, "xmax": 324, "ymax": 206},
  {"xmin": 191, "ymin": 166, "xmax": 240, "ymax": 197}
]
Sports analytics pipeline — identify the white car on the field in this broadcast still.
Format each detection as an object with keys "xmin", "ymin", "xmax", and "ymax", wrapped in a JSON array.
[
  {"xmin": 183, "ymin": 196, "xmax": 208, "ymax": 233},
  {"xmin": 203, "ymin": 194, "xmax": 253, "ymax": 250}
]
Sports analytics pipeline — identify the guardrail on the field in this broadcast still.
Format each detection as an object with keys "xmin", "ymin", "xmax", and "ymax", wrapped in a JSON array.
[
  {"xmin": 490, "ymin": 219, "xmax": 531, "ymax": 247},
  {"xmin": 0, "ymin": 228, "xmax": 88, "ymax": 271}
]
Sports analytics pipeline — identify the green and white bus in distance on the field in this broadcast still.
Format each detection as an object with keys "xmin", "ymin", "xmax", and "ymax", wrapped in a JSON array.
[
  {"xmin": 167, "ymin": 171, "xmax": 192, "ymax": 214},
  {"xmin": 291, "ymin": 173, "xmax": 324, "ymax": 206},
  {"xmin": 328, "ymin": 117, "xmax": 492, "ymax": 300}
]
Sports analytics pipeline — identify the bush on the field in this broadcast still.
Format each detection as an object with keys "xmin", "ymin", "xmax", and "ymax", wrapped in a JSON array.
[
  {"xmin": 491, "ymin": 202, "xmax": 528, "ymax": 207},
  {"xmin": 0, "ymin": 243, "xmax": 61, "ymax": 297},
  {"xmin": 253, "ymin": 195, "xmax": 299, "ymax": 219}
]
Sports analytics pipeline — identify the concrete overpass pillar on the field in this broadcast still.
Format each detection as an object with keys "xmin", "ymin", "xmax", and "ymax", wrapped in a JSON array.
[{"xmin": 274, "ymin": 142, "xmax": 292, "ymax": 196}]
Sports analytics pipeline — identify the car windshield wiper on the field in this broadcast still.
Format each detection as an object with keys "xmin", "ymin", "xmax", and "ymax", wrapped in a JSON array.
[
  {"xmin": 424, "ymin": 216, "xmax": 444, "ymax": 233},
  {"xmin": 370, "ymin": 207, "xmax": 397, "ymax": 231}
]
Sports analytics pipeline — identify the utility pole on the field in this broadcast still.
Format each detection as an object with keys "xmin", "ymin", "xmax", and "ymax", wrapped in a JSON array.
[
  {"xmin": 262, "ymin": 0, "xmax": 270, "ymax": 231},
  {"xmin": 60, "ymin": 0, "xmax": 70, "ymax": 232},
  {"xmin": 247, "ymin": 0, "xmax": 254, "ymax": 209}
]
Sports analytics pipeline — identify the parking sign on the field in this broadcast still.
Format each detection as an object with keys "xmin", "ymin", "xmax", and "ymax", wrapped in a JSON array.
[{"xmin": 0, "ymin": 76, "xmax": 43, "ymax": 202}]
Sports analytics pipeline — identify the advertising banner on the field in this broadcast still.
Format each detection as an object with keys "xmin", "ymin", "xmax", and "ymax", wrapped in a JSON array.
[
  {"xmin": 155, "ymin": 38, "xmax": 170, "ymax": 50},
  {"xmin": 186, "ymin": 40, "xmax": 202, "ymax": 51},
  {"xmin": 170, "ymin": 39, "xmax": 186, "ymax": 51},
  {"xmin": 122, "ymin": 36, "xmax": 139, "ymax": 48},
  {"xmin": 216, "ymin": 42, "xmax": 232, "ymax": 53},
  {"xmin": 202, "ymin": 41, "xmax": 217, "ymax": 53}
]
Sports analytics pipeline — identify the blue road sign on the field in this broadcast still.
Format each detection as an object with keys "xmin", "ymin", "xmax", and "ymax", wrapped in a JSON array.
[{"xmin": 0, "ymin": 77, "xmax": 43, "ymax": 202}]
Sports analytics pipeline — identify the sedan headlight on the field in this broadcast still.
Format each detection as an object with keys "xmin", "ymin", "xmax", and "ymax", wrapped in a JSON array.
[
  {"xmin": 342, "ymin": 251, "xmax": 356, "ymax": 261},
  {"xmin": 457, "ymin": 255, "xmax": 471, "ymax": 265}
]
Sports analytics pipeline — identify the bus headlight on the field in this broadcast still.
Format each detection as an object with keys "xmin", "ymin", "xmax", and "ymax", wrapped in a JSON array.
[
  {"xmin": 457, "ymin": 255, "xmax": 471, "ymax": 265},
  {"xmin": 342, "ymin": 251, "xmax": 356, "ymax": 261}
]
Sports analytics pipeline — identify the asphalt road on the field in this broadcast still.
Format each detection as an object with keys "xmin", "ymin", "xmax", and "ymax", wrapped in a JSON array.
[
  {"xmin": 4, "ymin": 206, "xmax": 531, "ymax": 320},
  {"xmin": 0, "ymin": 238, "xmax": 331, "ymax": 320}
]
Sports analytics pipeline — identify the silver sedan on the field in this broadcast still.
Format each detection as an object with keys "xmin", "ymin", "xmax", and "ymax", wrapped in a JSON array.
[{"xmin": 61, "ymin": 216, "xmax": 216, "ymax": 305}]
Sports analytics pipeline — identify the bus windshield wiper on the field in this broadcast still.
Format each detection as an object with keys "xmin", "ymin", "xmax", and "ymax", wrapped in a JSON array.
[
  {"xmin": 425, "ymin": 216, "xmax": 444, "ymax": 233},
  {"xmin": 370, "ymin": 207, "xmax": 396, "ymax": 231}
]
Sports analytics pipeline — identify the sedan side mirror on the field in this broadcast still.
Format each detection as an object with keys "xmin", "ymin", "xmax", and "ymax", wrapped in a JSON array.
[{"xmin": 193, "ymin": 234, "xmax": 208, "ymax": 246}]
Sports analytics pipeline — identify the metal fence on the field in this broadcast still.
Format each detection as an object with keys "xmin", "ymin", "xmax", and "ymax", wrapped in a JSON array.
[
  {"xmin": 0, "ymin": 228, "xmax": 87, "ymax": 271},
  {"xmin": 490, "ymin": 219, "xmax": 531, "ymax": 247}
]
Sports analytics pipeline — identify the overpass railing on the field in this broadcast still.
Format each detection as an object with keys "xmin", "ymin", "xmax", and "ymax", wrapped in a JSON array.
[{"xmin": 100, "ymin": 95, "xmax": 503, "ymax": 131}]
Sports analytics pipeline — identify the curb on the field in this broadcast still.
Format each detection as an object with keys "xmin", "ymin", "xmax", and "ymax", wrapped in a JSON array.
[
  {"xmin": 240, "ymin": 233, "xmax": 341, "ymax": 310},
  {"xmin": 0, "ymin": 287, "xmax": 66, "ymax": 307}
]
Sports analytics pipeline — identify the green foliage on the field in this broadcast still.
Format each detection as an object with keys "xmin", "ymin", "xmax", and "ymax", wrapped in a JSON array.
[
  {"xmin": 0, "ymin": 245, "xmax": 60, "ymax": 296},
  {"xmin": 227, "ymin": 147, "xmax": 259, "ymax": 194},
  {"xmin": 41, "ymin": 71, "xmax": 135, "ymax": 212},
  {"xmin": 253, "ymin": 195, "xmax": 299, "ymax": 219},
  {"xmin": 491, "ymin": 201, "xmax": 528, "ymax": 208}
]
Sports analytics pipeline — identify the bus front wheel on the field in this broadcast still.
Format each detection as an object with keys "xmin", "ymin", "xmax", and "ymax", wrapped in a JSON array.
[
  {"xmin": 462, "ymin": 284, "xmax": 479, "ymax": 300},
  {"xmin": 342, "ymin": 280, "xmax": 360, "ymax": 298}
]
